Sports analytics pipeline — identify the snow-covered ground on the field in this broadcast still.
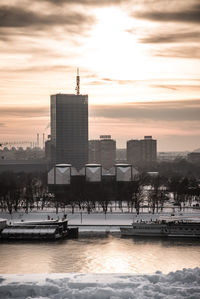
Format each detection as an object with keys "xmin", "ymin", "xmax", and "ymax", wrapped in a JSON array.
[
  {"xmin": 0, "ymin": 268, "xmax": 200, "ymax": 298},
  {"xmin": 1, "ymin": 210, "xmax": 200, "ymax": 227}
]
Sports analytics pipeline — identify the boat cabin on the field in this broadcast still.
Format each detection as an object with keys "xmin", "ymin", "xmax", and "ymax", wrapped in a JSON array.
[{"xmin": 0, "ymin": 219, "xmax": 69, "ymax": 241}]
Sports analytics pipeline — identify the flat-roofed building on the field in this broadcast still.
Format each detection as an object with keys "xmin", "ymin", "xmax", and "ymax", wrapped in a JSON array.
[
  {"xmin": 140, "ymin": 136, "xmax": 157, "ymax": 164},
  {"xmin": 127, "ymin": 136, "xmax": 157, "ymax": 166},
  {"xmin": 100, "ymin": 137, "xmax": 116, "ymax": 170},
  {"xmin": 88, "ymin": 136, "xmax": 116, "ymax": 169},
  {"xmin": 127, "ymin": 140, "xmax": 141, "ymax": 165},
  {"xmin": 88, "ymin": 140, "xmax": 101, "ymax": 164},
  {"xmin": 50, "ymin": 93, "xmax": 88, "ymax": 170}
]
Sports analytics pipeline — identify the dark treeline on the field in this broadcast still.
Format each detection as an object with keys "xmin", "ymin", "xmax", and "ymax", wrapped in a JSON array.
[
  {"xmin": 0, "ymin": 171, "xmax": 47, "ymax": 214},
  {"xmin": 0, "ymin": 160, "xmax": 200, "ymax": 214},
  {"xmin": 141, "ymin": 159, "xmax": 200, "ymax": 178}
]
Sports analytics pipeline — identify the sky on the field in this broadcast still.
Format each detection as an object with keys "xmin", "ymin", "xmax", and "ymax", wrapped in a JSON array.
[{"xmin": 0, "ymin": 0, "xmax": 200, "ymax": 151}]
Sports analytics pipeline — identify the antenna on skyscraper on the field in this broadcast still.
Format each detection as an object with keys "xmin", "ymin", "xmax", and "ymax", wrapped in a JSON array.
[{"xmin": 75, "ymin": 68, "xmax": 80, "ymax": 95}]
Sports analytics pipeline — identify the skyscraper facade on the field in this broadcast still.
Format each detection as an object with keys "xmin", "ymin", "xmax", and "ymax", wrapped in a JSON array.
[
  {"xmin": 127, "ymin": 136, "xmax": 157, "ymax": 165},
  {"xmin": 127, "ymin": 140, "xmax": 141, "ymax": 165},
  {"xmin": 88, "ymin": 136, "xmax": 116, "ymax": 169},
  {"xmin": 50, "ymin": 93, "xmax": 88, "ymax": 170},
  {"xmin": 100, "ymin": 137, "xmax": 116, "ymax": 170},
  {"xmin": 140, "ymin": 136, "xmax": 157, "ymax": 164},
  {"xmin": 88, "ymin": 140, "xmax": 101, "ymax": 164}
]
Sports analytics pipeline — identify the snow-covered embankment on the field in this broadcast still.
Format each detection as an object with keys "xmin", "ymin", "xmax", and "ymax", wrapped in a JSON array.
[{"xmin": 0, "ymin": 268, "xmax": 200, "ymax": 298}]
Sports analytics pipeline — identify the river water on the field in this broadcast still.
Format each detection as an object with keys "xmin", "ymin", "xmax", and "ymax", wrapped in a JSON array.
[{"xmin": 0, "ymin": 234, "xmax": 200, "ymax": 274}]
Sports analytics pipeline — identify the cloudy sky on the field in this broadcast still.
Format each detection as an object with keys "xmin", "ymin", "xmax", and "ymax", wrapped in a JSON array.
[{"xmin": 0, "ymin": 0, "xmax": 200, "ymax": 150}]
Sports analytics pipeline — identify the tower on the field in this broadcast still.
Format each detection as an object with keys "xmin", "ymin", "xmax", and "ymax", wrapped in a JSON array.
[
  {"xmin": 140, "ymin": 136, "xmax": 157, "ymax": 164},
  {"xmin": 127, "ymin": 139, "xmax": 141, "ymax": 165},
  {"xmin": 88, "ymin": 136, "xmax": 116, "ymax": 169},
  {"xmin": 127, "ymin": 136, "xmax": 157, "ymax": 166},
  {"xmin": 99, "ymin": 136, "xmax": 116, "ymax": 170},
  {"xmin": 50, "ymin": 71, "xmax": 88, "ymax": 170}
]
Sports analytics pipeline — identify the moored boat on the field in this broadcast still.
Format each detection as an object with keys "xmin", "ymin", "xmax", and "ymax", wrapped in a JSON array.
[
  {"xmin": 0, "ymin": 218, "xmax": 78, "ymax": 241},
  {"xmin": 120, "ymin": 221, "xmax": 168, "ymax": 237},
  {"xmin": 167, "ymin": 221, "xmax": 200, "ymax": 237},
  {"xmin": 120, "ymin": 217, "xmax": 200, "ymax": 238}
]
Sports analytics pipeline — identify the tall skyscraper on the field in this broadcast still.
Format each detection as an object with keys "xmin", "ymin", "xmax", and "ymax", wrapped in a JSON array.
[{"xmin": 50, "ymin": 92, "xmax": 88, "ymax": 170}]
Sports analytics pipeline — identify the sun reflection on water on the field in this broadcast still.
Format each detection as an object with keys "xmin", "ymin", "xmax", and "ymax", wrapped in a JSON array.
[{"xmin": 0, "ymin": 235, "xmax": 199, "ymax": 274}]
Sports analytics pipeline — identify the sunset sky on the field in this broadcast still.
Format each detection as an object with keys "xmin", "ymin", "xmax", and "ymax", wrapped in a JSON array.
[{"xmin": 0, "ymin": 0, "xmax": 200, "ymax": 151}]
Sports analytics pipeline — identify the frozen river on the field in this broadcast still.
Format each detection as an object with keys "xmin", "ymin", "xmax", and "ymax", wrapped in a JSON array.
[{"xmin": 0, "ymin": 234, "xmax": 200, "ymax": 274}]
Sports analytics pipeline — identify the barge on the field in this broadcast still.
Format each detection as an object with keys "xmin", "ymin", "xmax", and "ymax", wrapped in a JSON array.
[{"xmin": 0, "ymin": 218, "xmax": 78, "ymax": 241}]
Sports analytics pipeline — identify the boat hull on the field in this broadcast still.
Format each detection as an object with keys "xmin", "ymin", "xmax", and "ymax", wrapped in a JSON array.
[
  {"xmin": 120, "ymin": 221, "xmax": 200, "ymax": 238},
  {"xmin": 120, "ymin": 227, "xmax": 167, "ymax": 237}
]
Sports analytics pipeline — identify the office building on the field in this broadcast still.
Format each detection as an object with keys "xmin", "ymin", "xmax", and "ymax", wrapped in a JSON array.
[
  {"xmin": 88, "ymin": 140, "xmax": 101, "ymax": 164},
  {"xmin": 140, "ymin": 136, "xmax": 157, "ymax": 163},
  {"xmin": 100, "ymin": 136, "xmax": 116, "ymax": 170},
  {"xmin": 50, "ymin": 93, "xmax": 88, "ymax": 170},
  {"xmin": 127, "ymin": 140, "xmax": 141, "ymax": 165},
  {"xmin": 88, "ymin": 135, "xmax": 116, "ymax": 169},
  {"xmin": 127, "ymin": 136, "xmax": 157, "ymax": 165}
]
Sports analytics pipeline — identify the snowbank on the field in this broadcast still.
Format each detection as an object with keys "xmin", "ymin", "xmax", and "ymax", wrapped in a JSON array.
[{"xmin": 0, "ymin": 268, "xmax": 200, "ymax": 299}]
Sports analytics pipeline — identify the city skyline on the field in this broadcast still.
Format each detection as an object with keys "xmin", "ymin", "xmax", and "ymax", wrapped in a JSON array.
[{"xmin": 0, "ymin": 0, "xmax": 200, "ymax": 151}]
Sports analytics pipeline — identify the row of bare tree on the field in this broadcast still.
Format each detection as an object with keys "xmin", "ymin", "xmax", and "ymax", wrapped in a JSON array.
[
  {"xmin": 0, "ymin": 172, "xmax": 47, "ymax": 214},
  {"xmin": 0, "ymin": 170, "xmax": 199, "ymax": 214}
]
